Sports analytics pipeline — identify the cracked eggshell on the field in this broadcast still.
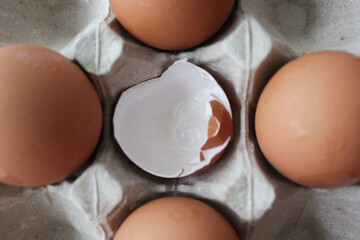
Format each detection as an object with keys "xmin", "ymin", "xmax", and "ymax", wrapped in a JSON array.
[{"xmin": 113, "ymin": 60, "xmax": 233, "ymax": 178}]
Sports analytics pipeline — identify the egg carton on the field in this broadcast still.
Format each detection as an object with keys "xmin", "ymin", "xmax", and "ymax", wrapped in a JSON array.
[{"xmin": 1, "ymin": 0, "xmax": 360, "ymax": 239}]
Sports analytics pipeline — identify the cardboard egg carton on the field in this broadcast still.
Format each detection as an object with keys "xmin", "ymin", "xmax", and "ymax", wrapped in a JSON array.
[{"xmin": 1, "ymin": 0, "xmax": 360, "ymax": 239}]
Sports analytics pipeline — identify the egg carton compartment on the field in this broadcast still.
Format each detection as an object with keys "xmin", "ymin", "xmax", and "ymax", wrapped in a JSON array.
[
  {"xmin": 242, "ymin": 0, "xmax": 360, "ymax": 57},
  {"xmin": 1, "ymin": 0, "xmax": 360, "ymax": 240},
  {"xmin": 0, "ymin": 185, "xmax": 103, "ymax": 240},
  {"xmin": 0, "ymin": 0, "xmax": 110, "ymax": 58}
]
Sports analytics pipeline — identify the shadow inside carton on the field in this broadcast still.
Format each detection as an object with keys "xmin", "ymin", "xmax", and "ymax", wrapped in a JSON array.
[{"xmin": 246, "ymin": 47, "xmax": 291, "ymax": 183}]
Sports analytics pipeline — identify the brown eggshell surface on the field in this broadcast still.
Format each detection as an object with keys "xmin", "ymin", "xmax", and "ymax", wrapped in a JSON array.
[
  {"xmin": 0, "ymin": 44, "xmax": 103, "ymax": 187},
  {"xmin": 114, "ymin": 197, "xmax": 239, "ymax": 240},
  {"xmin": 200, "ymin": 100, "xmax": 233, "ymax": 165},
  {"xmin": 110, "ymin": 0, "xmax": 235, "ymax": 50},
  {"xmin": 255, "ymin": 51, "xmax": 360, "ymax": 188}
]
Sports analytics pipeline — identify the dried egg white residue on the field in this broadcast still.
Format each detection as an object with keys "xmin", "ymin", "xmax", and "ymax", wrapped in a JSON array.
[{"xmin": 113, "ymin": 60, "xmax": 233, "ymax": 178}]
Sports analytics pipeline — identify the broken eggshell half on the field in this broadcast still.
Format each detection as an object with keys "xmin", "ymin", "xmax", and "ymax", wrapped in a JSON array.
[{"xmin": 113, "ymin": 60, "xmax": 233, "ymax": 178}]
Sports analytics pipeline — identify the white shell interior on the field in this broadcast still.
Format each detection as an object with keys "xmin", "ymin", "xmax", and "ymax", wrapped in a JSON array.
[
  {"xmin": 1, "ymin": 0, "xmax": 360, "ymax": 240},
  {"xmin": 113, "ymin": 60, "xmax": 232, "ymax": 178}
]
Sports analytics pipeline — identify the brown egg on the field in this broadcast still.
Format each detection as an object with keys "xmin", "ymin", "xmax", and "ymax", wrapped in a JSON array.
[
  {"xmin": 0, "ymin": 44, "xmax": 103, "ymax": 187},
  {"xmin": 110, "ymin": 0, "xmax": 234, "ymax": 50},
  {"xmin": 114, "ymin": 197, "xmax": 239, "ymax": 240},
  {"xmin": 255, "ymin": 51, "xmax": 360, "ymax": 188}
]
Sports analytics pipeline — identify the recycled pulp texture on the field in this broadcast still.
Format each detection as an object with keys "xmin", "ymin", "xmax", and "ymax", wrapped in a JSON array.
[{"xmin": 0, "ymin": 0, "xmax": 360, "ymax": 239}]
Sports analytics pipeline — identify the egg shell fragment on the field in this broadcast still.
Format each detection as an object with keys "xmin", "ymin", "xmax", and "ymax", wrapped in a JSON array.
[{"xmin": 113, "ymin": 60, "xmax": 233, "ymax": 178}]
